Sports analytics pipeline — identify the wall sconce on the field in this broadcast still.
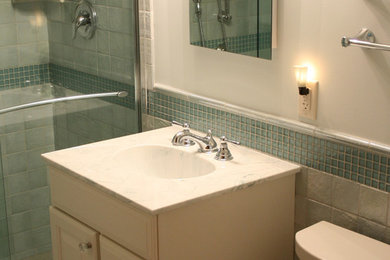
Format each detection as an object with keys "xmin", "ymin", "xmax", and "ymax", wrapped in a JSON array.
[
  {"xmin": 294, "ymin": 65, "xmax": 310, "ymax": 95},
  {"xmin": 294, "ymin": 65, "xmax": 319, "ymax": 120}
]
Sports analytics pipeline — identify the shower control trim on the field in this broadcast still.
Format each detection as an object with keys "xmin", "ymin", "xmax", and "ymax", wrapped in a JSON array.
[{"xmin": 73, "ymin": 0, "xmax": 97, "ymax": 40}]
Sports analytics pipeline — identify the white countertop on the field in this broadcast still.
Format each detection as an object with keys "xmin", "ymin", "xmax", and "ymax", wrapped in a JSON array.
[{"xmin": 42, "ymin": 126, "xmax": 301, "ymax": 214}]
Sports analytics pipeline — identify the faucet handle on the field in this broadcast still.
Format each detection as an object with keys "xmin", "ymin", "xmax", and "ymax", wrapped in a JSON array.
[
  {"xmin": 172, "ymin": 121, "xmax": 190, "ymax": 129},
  {"xmin": 221, "ymin": 136, "xmax": 240, "ymax": 145},
  {"xmin": 215, "ymin": 136, "xmax": 240, "ymax": 161}
]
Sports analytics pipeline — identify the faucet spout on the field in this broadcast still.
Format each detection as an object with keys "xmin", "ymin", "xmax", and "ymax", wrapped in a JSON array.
[{"xmin": 172, "ymin": 129, "xmax": 218, "ymax": 153}]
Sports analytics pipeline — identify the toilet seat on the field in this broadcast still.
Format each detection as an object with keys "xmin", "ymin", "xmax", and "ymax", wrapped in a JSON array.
[{"xmin": 295, "ymin": 221, "xmax": 390, "ymax": 260}]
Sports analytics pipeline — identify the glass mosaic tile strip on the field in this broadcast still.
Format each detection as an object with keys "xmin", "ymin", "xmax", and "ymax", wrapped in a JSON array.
[
  {"xmin": 0, "ymin": 64, "xmax": 49, "ymax": 90},
  {"xmin": 49, "ymin": 64, "xmax": 135, "ymax": 109},
  {"xmin": 191, "ymin": 32, "xmax": 271, "ymax": 54},
  {"xmin": 147, "ymin": 90, "xmax": 390, "ymax": 192}
]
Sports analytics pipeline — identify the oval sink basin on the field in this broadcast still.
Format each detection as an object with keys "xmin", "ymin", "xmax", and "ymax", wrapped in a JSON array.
[{"xmin": 114, "ymin": 145, "xmax": 216, "ymax": 179}]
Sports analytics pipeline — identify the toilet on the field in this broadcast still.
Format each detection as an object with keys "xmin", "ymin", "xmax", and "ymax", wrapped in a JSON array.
[{"xmin": 295, "ymin": 221, "xmax": 390, "ymax": 260}]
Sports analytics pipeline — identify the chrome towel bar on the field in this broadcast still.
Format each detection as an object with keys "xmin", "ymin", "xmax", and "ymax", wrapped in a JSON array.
[
  {"xmin": 0, "ymin": 91, "xmax": 128, "ymax": 115},
  {"xmin": 342, "ymin": 28, "xmax": 390, "ymax": 51}
]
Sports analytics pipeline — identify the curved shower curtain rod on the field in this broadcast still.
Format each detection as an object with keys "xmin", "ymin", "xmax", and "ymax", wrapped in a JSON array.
[{"xmin": 0, "ymin": 91, "xmax": 128, "ymax": 115}]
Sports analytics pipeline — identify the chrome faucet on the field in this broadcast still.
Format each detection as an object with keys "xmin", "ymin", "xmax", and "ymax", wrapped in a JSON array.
[{"xmin": 171, "ymin": 121, "xmax": 218, "ymax": 153}]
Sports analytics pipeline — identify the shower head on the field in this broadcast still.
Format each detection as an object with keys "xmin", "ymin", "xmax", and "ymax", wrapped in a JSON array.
[{"xmin": 193, "ymin": 0, "xmax": 202, "ymax": 17}]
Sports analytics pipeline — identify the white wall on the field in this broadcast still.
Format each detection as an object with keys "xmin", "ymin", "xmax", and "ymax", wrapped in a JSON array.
[{"xmin": 153, "ymin": 0, "xmax": 390, "ymax": 146}]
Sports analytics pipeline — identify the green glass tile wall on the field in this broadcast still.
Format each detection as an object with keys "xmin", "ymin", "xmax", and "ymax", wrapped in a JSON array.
[
  {"xmin": 0, "ymin": 85, "xmax": 54, "ymax": 259},
  {"xmin": 0, "ymin": 75, "xmax": 137, "ymax": 259},
  {"xmin": 46, "ymin": 0, "xmax": 135, "ymax": 85},
  {"xmin": 0, "ymin": 64, "xmax": 49, "ymax": 90},
  {"xmin": 53, "ymin": 86, "xmax": 139, "ymax": 150},
  {"xmin": 49, "ymin": 64, "xmax": 135, "ymax": 109},
  {"xmin": 147, "ymin": 90, "xmax": 390, "ymax": 192},
  {"xmin": 0, "ymin": 2, "xmax": 49, "ymax": 70}
]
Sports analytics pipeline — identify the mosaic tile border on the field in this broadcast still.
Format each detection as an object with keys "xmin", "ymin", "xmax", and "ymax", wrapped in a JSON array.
[
  {"xmin": 147, "ymin": 89, "xmax": 390, "ymax": 192},
  {"xmin": 49, "ymin": 64, "xmax": 136, "ymax": 110},
  {"xmin": 0, "ymin": 64, "xmax": 49, "ymax": 90},
  {"xmin": 191, "ymin": 32, "xmax": 272, "ymax": 55}
]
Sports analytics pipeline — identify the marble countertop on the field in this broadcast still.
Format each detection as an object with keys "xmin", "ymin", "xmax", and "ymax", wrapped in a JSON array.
[{"xmin": 42, "ymin": 126, "xmax": 301, "ymax": 214}]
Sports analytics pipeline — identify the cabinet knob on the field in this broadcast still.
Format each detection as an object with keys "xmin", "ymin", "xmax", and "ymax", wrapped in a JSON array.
[{"xmin": 79, "ymin": 242, "xmax": 92, "ymax": 252}]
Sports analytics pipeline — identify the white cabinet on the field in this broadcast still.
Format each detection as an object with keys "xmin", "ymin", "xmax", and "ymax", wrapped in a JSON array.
[
  {"xmin": 50, "ymin": 207, "xmax": 143, "ymax": 260},
  {"xmin": 100, "ymin": 235, "xmax": 142, "ymax": 260},
  {"xmin": 48, "ymin": 165, "xmax": 295, "ymax": 260},
  {"xmin": 50, "ymin": 207, "xmax": 99, "ymax": 260},
  {"xmin": 48, "ymin": 166, "xmax": 157, "ymax": 259}
]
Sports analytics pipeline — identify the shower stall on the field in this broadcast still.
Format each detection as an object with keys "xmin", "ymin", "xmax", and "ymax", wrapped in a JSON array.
[{"xmin": 0, "ymin": 0, "xmax": 141, "ymax": 259}]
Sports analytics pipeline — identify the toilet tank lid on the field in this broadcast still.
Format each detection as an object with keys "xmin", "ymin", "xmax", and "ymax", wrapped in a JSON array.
[{"xmin": 296, "ymin": 221, "xmax": 390, "ymax": 260}]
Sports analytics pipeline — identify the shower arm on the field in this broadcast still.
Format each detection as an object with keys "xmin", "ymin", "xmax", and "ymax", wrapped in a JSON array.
[
  {"xmin": 224, "ymin": 0, "xmax": 230, "ymax": 16},
  {"xmin": 0, "ymin": 91, "xmax": 128, "ymax": 115}
]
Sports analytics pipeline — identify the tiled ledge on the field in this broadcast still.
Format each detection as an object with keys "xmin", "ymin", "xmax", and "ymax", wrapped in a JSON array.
[
  {"xmin": 49, "ymin": 64, "xmax": 136, "ymax": 110},
  {"xmin": 147, "ymin": 84, "xmax": 390, "ymax": 192},
  {"xmin": 0, "ymin": 64, "xmax": 49, "ymax": 89}
]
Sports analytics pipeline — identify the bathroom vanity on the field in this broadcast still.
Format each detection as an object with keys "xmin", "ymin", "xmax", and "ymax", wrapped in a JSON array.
[{"xmin": 43, "ymin": 126, "xmax": 300, "ymax": 260}]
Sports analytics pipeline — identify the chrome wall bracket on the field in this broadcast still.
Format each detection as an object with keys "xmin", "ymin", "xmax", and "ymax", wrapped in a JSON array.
[
  {"xmin": 341, "ymin": 28, "xmax": 390, "ymax": 51},
  {"xmin": 342, "ymin": 28, "xmax": 375, "ymax": 47},
  {"xmin": 73, "ymin": 0, "xmax": 97, "ymax": 39}
]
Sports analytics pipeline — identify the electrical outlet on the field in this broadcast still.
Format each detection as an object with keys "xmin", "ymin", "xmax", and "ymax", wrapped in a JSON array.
[
  {"xmin": 300, "ymin": 94, "xmax": 311, "ymax": 111},
  {"xmin": 299, "ymin": 81, "xmax": 318, "ymax": 120}
]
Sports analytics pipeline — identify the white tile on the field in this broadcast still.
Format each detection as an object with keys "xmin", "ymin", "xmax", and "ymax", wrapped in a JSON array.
[{"xmin": 359, "ymin": 186, "xmax": 388, "ymax": 225}]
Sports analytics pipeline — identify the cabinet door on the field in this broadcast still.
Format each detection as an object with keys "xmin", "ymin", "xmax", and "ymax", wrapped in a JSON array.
[
  {"xmin": 50, "ymin": 207, "xmax": 99, "ymax": 260},
  {"xmin": 100, "ymin": 235, "xmax": 143, "ymax": 260}
]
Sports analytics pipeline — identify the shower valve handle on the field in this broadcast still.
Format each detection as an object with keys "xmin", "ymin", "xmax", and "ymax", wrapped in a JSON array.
[
  {"xmin": 72, "ymin": 0, "xmax": 97, "ymax": 40},
  {"xmin": 73, "ymin": 12, "xmax": 91, "ymax": 39}
]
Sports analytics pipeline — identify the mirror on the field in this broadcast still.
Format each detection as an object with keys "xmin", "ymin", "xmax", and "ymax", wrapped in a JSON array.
[{"xmin": 189, "ymin": 0, "xmax": 273, "ymax": 60}]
